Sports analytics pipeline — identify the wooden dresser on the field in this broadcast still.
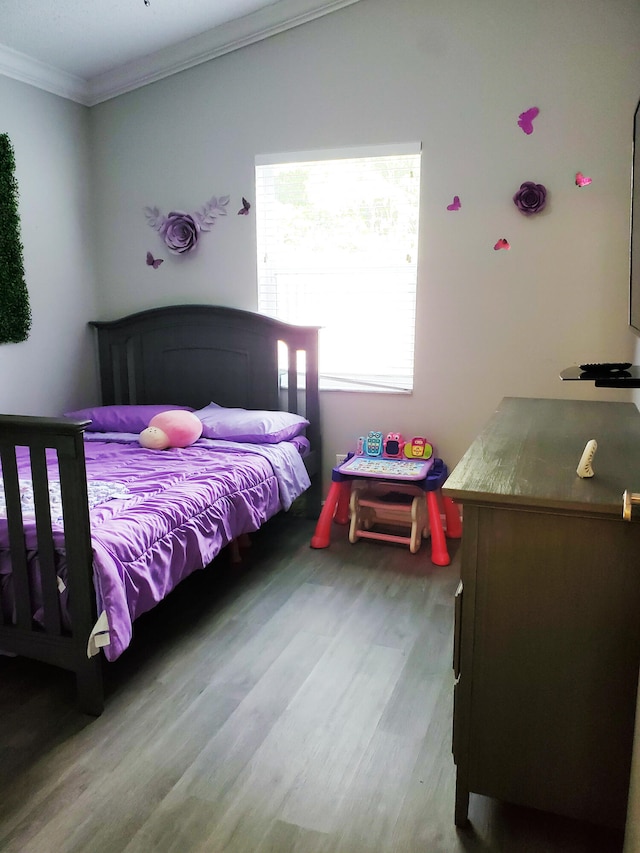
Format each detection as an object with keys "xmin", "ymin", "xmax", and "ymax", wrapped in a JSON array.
[{"xmin": 443, "ymin": 397, "xmax": 640, "ymax": 829}]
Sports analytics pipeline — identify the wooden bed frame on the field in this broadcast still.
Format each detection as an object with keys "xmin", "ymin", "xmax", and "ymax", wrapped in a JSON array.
[{"xmin": 0, "ymin": 304, "xmax": 321, "ymax": 715}]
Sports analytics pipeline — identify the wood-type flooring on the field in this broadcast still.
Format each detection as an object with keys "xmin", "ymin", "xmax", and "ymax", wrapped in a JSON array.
[{"xmin": 0, "ymin": 515, "xmax": 626, "ymax": 852}]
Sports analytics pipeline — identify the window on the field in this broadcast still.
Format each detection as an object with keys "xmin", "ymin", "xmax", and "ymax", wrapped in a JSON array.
[{"xmin": 255, "ymin": 143, "xmax": 422, "ymax": 392}]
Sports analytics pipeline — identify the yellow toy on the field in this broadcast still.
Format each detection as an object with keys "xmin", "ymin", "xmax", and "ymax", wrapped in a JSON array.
[{"xmin": 404, "ymin": 436, "xmax": 433, "ymax": 459}]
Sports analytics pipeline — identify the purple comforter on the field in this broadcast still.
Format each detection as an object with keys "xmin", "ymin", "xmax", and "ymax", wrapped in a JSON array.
[{"xmin": 1, "ymin": 436, "xmax": 310, "ymax": 661}]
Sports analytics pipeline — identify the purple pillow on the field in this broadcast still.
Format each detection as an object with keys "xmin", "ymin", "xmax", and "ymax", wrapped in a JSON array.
[
  {"xmin": 194, "ymin": 403, "xmax": 309, "ymax": 444},
  {"xmin": 64, "ymin": 404, "xmax": 194, "ymax": 433}
]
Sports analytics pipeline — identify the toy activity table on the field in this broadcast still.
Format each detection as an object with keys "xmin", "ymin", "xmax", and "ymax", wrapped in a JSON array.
[{"xmin": 310, "ymin": 455, "xmax": 462, "ymax": 565}]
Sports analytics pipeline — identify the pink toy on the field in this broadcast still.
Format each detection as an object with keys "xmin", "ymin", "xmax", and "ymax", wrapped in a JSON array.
[
  {"xmin": 139, "ymin": 410, "xmax": 203, "ymax": 450},
  {"xmin": 383, "ymin": 433, "xmax": 404, "ymax": 458}
]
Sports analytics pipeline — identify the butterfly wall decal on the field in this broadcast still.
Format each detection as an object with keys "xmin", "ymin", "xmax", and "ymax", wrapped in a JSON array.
[
  {"xmin": 146, "ymin": 251, "xmax": 163, "ymax": 269},
  {"xmin": 517, "ymin": 106, "xmax": 539, "ymax": 135},
  {"xmin": 575, "ymin": 172, "xmax": 592, "ymax": 187},
  {"xmin": 238, "ymin": 197, "xmax": 251, "ymax": 215},
  {"xmin": 494, "ymin": 238, "xmax": 511, "ymax": 251},
  {"xmin": 447, "ymin": 195, "xmax": 461, "ymax": 211}
]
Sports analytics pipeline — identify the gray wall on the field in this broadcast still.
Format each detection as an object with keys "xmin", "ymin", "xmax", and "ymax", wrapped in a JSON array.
[
  {"xmin": 1, "ymin": 0, "xmax": 639, "ymax": 478},
  {"xmin": 0, "ymin": 75, "xmax": 98, "ymax": 416},
  {"xmin": 89, "ymin": 0, "xmax": 640, "ymax": 475}
]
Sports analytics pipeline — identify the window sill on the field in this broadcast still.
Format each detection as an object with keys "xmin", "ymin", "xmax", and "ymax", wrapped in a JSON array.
[
  {"xmin": 279, "ymin": 371, "xmax": 412, "ymax": 394},
  {"xmin": 319, "ymin": 380, "xmax": 412, "ymax": 393}
]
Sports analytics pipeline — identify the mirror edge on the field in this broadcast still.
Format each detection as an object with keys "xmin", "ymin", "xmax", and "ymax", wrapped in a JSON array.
[{"xmin": 630, "ymin": 97, "xmax": 640, "ymax": 333}]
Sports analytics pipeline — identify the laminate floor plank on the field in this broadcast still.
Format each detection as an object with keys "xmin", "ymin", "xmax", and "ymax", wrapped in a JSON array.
[
  {"xmin": 326, "ymin": 727, "xmax": 425, "ymax": 853},
  {"xmin": 378, "ymin": 603, "xmax": 455, "ymax": 741},
  {"xmin": 277, "ymin": 643, "xmax": 407, "ymax": 833},
  {"xmin": 391, "ymin": 674, "xmax": 465, "ymax": 852},
  {"xmin": 120, "ymin": 629, "xmax": 331, "ymax": 853},
  {"xmin": 255, "ymin": 819, "xmax": 330, "ymax": 853},
  {"xmin": 2, "ymin": 675, "xmax": 250, "ymax": 853},
  {"xmin": 0, "ymin": 514, "xmax": 626, "ymax": 853}
]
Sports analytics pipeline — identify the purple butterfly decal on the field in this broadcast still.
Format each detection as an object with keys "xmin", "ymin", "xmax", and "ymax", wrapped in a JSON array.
[
  {"xmin": 238, "ymin": 197, "xmax": 251, "ymax": 216},
  {"xmin": 447, "ymin": 195, "xmax": 461, "ymax": 211},
  {"xmin": 517, "ymin": 106, "xmax": 539, "ymax": 135},
  {"xmin": 146, "ymin": 251, "xmax": 163, "ymax": 269}
]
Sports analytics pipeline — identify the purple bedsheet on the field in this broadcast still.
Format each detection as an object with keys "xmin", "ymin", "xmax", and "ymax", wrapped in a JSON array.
[{"xmin": 1, "ymin": 436, "xmax": 310, "ymax": 661}]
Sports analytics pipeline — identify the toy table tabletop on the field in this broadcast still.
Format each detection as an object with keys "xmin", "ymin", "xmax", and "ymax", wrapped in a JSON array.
[{"xmin": 337, "ymin": 455, "xmax": 434, "ymax": 481}]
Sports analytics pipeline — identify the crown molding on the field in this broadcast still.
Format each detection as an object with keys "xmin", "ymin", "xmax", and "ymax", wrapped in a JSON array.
[
  {"xmin": 0, "ymin": 44, "xmax": 90, "ymax": 105},
  {"xmin": 0, "ymin": 0, "xmax": 362, "ymax": 108},
  {"xmin": 87, "ymin": 0, "xmax": 362, "ymax": 105}
]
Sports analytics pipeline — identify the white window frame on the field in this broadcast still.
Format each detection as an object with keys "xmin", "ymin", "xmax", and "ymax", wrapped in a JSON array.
[{"xmin": 255, "ymin": 143, "xmax": 422, "ymax": 393}]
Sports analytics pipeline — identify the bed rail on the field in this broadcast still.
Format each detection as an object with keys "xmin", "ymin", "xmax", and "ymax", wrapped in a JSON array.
[{"xmin": 0, "ymin": 415, "xmax": 103, "ymax": 714}]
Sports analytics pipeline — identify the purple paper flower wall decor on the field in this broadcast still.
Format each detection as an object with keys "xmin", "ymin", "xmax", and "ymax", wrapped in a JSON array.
[
  {"xmin": 160, "ymin": 212, "xmax": 199, "ymax": 254},
  {"xmin": 144, "ymin": 194, "xmax": 229, "ymax": 255},
  {"xmin": 513, "ymin": 181, "xmax": 547, "ymax": 216}
]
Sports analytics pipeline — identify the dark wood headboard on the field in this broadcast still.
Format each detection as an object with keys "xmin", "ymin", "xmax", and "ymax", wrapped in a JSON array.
[{"xmin": 89, "ymin": 304, "xmax": 322, "ymax": 513}]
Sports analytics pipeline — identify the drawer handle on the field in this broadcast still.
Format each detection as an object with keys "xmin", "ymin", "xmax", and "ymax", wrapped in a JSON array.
[{"xmin": 622, "ymin": 490, "xmax": 640, "ymax": 521}]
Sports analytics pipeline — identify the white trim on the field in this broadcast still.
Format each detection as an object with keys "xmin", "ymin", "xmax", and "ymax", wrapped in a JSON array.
[
  {"xmin": 256, "ymin": 142, "xmax": 422, "ymax": 166},
  {"xmin": 0, "ymin": 44, "xmax": 89, "ymax": 105},
  {"xmin": 0, "ymin": 0, "xmax": 363, "ymax": 106}
]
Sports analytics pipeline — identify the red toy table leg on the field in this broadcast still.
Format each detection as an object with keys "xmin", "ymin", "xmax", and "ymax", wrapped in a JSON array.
[
  {"xmin": 442, "ymin": 495, "xmax": 462, "ymax": 539},
  {"xmin": 426, "ymin": 490, "xmax": 450, "ymax": 566},
  {"xmin": 310, "ymin": 480, "xmax": 351, "ymax": 548},
  {"xmin": 334, "ymin": 480, "xmax": 351, "ymax": 525}
]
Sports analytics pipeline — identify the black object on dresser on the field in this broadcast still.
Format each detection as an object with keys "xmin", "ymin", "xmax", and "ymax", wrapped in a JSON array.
[
  {"xmin": 560, "ymin": 363, "xmax": 640, "ymax": 388},
  {"xmin": 443, "ymin": 397, "xmax": 640, "ymax": 830}
]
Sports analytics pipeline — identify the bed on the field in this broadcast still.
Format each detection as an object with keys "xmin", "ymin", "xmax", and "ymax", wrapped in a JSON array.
[{"xmin": 0, "ymin": 304, "xmax": 321, "ymax": 715}]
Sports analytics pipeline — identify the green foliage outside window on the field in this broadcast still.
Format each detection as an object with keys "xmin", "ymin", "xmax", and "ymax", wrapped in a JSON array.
[{"xmin": 0, "ymin": 134, "xmax": 31, "ymax": 343}]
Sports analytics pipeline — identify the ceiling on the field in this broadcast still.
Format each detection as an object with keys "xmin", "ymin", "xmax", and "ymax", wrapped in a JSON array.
[{"xmin": 0, "ymin": 0, "xmax": 361, "ymax": 106}]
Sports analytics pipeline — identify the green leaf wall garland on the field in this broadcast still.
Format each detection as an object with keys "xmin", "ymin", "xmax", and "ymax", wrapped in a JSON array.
[{"xmin": 0, "ymin": 134, "xmax": 31, "ymax": 343}]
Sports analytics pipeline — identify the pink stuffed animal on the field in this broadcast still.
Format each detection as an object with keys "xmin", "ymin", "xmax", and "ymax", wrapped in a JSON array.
[{"xmin": 139, "ymin": 410, "xmax": 203, "ymax": 450}]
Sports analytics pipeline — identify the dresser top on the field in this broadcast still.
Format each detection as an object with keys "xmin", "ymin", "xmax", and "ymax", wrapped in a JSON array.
[{"xmin": 443, "ymin": 397, "xmax": 640, "ymax": 516}]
